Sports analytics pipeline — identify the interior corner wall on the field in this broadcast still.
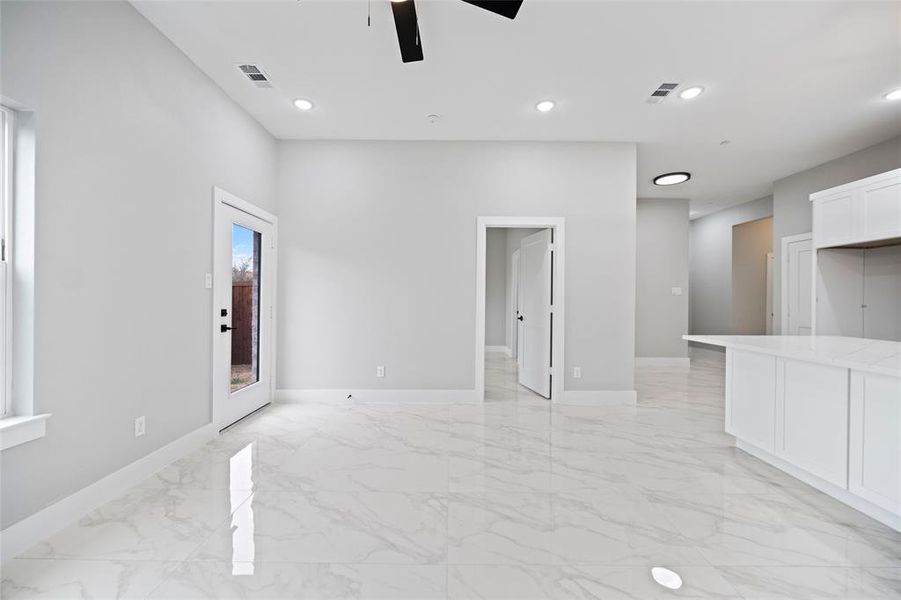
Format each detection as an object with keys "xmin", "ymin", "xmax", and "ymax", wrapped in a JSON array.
[
  {"xmin": 635, "ymin": 198, "xmax": 689, "ymax": 358},
  {"xmin": 0, "ymin": 1, "xmax": 277, "ymax": 529},
  {"xmin": 689, "ymin": 196, "xmax": 773, "ymax": 335},
  {"xmin": 772, "ymin": 135, "xmax": 901, "ymax": 333},
  {"xmin": 485, "ymin": 228, "xmax": 507, "ymax": 347},
  {"xmin": 275, "ymin": 141, "xmax": 637, "ymax": 394},
  {"xmin": 731, "ymin": 217, "xmax": 773, "ymax": 335}
]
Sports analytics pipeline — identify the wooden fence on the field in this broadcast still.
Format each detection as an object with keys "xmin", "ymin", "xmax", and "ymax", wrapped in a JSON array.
[{"xmin": 231, "ymin": 281, "xmax": 255, "ymax": 365}]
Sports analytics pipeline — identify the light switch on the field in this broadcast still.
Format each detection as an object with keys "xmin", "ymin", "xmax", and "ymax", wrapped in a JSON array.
[
  {"xmin": 671, "ymin": 287, "xmax": 683, "ymax": 296},
  {"xmin": 376, "ymin": 366, "xmax": 385, "ymax": 378},
  {"xmin": 573, "ymin": 367, "xmax": 582, "ymax": 379}
]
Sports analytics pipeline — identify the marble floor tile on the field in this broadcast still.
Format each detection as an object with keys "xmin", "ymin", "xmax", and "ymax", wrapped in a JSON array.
[{"xmin": 8, "ymin": 352, "xmax": 901, "ymax": 598}]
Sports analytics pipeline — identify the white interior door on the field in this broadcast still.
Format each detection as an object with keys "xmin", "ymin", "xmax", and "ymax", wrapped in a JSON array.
[
  {"xmin": 511, "ymin": 249, "xmax": 521, "ymax": 363},
  {"xmin": 213, "ymin": 191, "xmax": 276, "ymax": 430},
  {"xmin": 786, "ymin": 237, "xmax": 813, "ymax": 335},
  {"xmin": 518, "ymin": 229, "xmax": 552, "ymax": 398},
  {"xmin": 766, "ymin": 252, "xmax": 775, "ymax": 334}
]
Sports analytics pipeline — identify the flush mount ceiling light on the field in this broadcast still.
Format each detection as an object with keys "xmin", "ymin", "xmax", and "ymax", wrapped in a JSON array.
[
  {"xmin": 293, "ymin": 98, "xmax": 314, "ymax": 111},
  {"xmin": 679, "ymin": 86, "xmax": 704, "ymax": 100},
  {"xmin": 651, "ymin": 567, "xmax": 683, "ymax": 590},
  {"xmin": 536, "ymin": 100, "xmax": 556, "ymax": 113},
  {"xmin": 885, "ymin": 88, "xmax": 901, "ymax": 101},
  {"xmin": 653, "ymin": 172, "xmax": 691, "ymax": 186}
]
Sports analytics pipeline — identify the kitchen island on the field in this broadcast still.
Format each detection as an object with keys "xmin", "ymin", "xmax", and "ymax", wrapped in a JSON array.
[{"xmin": 684, "ymin": 334, "xmax": 901, "ymax": 531}]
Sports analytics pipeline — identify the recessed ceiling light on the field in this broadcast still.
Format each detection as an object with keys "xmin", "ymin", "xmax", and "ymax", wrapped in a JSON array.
[
  {"xmin": 651, "ymin": 567, "xmax": 683, "ymax": 590},
  {"xmin": 679, "ymin": 86, "xmax": 704, "ymax": 100},
  {"xmin": 885, "ymin": 88, "xmax": 901, "ymax": 101},
  {"xmin": 653, "ymin": 172, "xmax": 691, "ymax": 186},
  {"xmin": 536, "ymin": 100, "xmax": 556, "ymax": 113},
  {"xmin": 293, "ymin": 98, "xmax": 314, "ymax": 111}
]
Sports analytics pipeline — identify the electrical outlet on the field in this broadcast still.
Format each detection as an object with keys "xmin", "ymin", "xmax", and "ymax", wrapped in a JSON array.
[
  {"xmin": 376, "ymin": 366, "xmax": 385, "ymax": 378},
  {"xmin": 134, "ymin": 416, "xmax": 146, "ymax": 438},
  {"xmin": 204, "ymin": 273, "xmax": 213, "ymax": 289},
  {"xmin": 671, "ymin": 287, "xmax": 683, "ymax": 296},
  {"xmin": 573, "ymin": 367, "xmax": 582, "ymax": 379}
]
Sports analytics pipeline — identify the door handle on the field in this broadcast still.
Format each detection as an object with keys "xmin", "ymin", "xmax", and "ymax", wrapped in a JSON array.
[
  {"xmin": 220, "ymin": 324, "xmax": 234, "ymax": 333},
  {"xmin": 517, "ymin": 315, "xmax": 524, "ymax": 321}
]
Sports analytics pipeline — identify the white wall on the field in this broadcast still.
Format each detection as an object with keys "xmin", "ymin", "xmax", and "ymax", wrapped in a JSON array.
[
  {"xmin": 485, "ymin": 228, "xmax": 507, "ymax": 347},
  {"xmin": 689, "ymin": 196, "xmax": 773, "ymax": 334},
  {"xmin": 0, "ymin": 1, "xmax": 277, "ymax": 529},
  {"xmin": 275, "ymin": 141, "xmax": 637, "ymax": 394},
  {"xmin": 635, "ymin": 199, "xmax": 689, "ymax": 358},
  {"xmin": 772, "ymin": 135, "xmax": 901, "ymax": 332}
]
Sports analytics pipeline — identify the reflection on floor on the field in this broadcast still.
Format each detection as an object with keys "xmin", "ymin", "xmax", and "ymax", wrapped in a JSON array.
[
  {"xmin": 3, "ymin": 353, "xmax": 901, "ymax": 598},
  {"xmin": 484, "ymin": 351, "xmax": 546, "ymax": 402}
]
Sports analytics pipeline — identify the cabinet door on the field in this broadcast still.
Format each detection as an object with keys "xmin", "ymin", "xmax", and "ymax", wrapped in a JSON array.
[
  {"xmin": 775, "ymin": 359, "xmax": 849, "ymax": 488},
  {"xmin": 727, "ymin": 350, "xmax": 776, "ymax": 452},
  {"xmin": 849, "ymin": 372, "xmax": 901, "ymax": 516},
  {"xmin": 813, "ymin": 192, "xmax": 858, "ymax": 248},
  {"xmin": 862, "ymin": 179, "xmax": 901, "ymax": 242}
]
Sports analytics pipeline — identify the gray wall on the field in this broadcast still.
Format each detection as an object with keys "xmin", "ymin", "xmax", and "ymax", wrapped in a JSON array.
[
  {"xmin": 0, "ymin": 1, "xmax": 277, "ymax": 528},
  {"xmin": 635, "ymin": 199, "xmax": 689, "ymax": 358},
  {"xmin": 689, "ymin": 196, "xmax": 773, "ymax": 334},
  {"xmin": 275, "ymin": 141, "xmax": 637, "ymax": 393},
  {"xmin": 731, "ymin": 217, "xmax": 773, "ymax": 334},
  {"xmin": 485, "ymin": 228, "xmax": 507, "ymax": 347},
  {"xmin": 772, "ymin": 136, "xmax": 901, "ymax": 332}
]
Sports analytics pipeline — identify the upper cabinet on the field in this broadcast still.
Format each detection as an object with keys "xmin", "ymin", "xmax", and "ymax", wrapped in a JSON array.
[{"xmin": 811, "ymin": 169, "xmax": 901, "ymax": 249}]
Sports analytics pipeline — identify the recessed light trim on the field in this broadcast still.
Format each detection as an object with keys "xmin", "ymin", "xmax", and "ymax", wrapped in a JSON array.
[
  {"xmin": 679, "ymin": 86, "xmax": 704, "ymax": 100},
  {"xmin": 885, "ymin": 88, "xmax": 901, "ymax": 101},
  {"xmin": 653, "ymin": 172, "xmax": 691, "ymax": 186},
  {"xmin": 293, "ymin": 98, "xmax": 314, "ymax": 111},
  {"xmin": 535, "ymin": 100, "xmax": 556, "ymax": 113},
  {"xmin": 651, "ymin": 567, "xmax": 683, "ymax": 590}
]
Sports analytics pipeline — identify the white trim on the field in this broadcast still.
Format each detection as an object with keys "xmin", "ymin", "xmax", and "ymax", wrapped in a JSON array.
[
  {"xmin": 0, "ymin": 423, "xmax": 216, "ymax": 563},
  {"xmin": 0, "ymin": 105, "xmax": 13, "ymax": 418},
  {"xmin": 0, "ymin": 413, "xmax": 49, "ymax": 451},
  {"xmin": 560, "ymin": 390, "xmax": 637, "ymax": 405},
  {"xmin": 809, "ymin": 167, "xmax": 901, "ymax": 202},
  {"xmin": 635, "ymin": 357, "xmax": 690, "ymax": 368},
  {"xmin": 485, "ymin": 345, "xmax": 511, "ymax": 356},
  {"xmin": 736, "ymin": 439, "xmax": 901, "ymax": 533},
  {"xmin": 276, "ymin": 388, "xmax": 480, "ymax": 404},
  {"xmin": 779, "ymin": 232, "xmax": 813, "ymax": 335},
  {"xmin": 476, "ymin": 217, "xmax": 565, "ymax": 402}
]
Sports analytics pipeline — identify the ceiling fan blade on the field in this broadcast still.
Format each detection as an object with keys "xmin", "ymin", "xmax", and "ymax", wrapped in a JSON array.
[
  {"xmin": 460, "ymin": 0, "xmax": 523, "ymax": 20},
  {"xmin": 390, "ymin": 0, "xmax": 424, "ymax": 63}
]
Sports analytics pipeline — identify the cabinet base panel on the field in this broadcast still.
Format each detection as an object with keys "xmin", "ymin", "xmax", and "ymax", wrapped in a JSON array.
[{"xmin": 736, "ymin": 439, "xmax": 901, "ymax": 533}]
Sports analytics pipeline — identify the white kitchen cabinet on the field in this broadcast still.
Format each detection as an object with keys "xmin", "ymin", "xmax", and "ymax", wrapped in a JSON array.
[
  {"xmin": 775, "ymin": 359, "xmax": 849, "ymax": 488},
  {"xmin": 812, "ymin": 169, "xmax": 901, "ymax": 249},
  {"xmin": 849, "ymin": 371, "xmax": 901, "ymax": 516},
  {"xmin": 727, "ymin": 349, "xmax": 776, "ymax": 453}
]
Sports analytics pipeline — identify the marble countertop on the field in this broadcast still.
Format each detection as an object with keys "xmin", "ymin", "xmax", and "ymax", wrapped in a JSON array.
[{"xmin": 683, "ymin": 335, "xmax": 901, "ymax": 378}]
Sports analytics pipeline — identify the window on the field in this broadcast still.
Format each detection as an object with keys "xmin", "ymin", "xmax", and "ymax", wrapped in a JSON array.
[{"xmin": 0, "ymin": 105, "xmax": 12, "ymax": 418}]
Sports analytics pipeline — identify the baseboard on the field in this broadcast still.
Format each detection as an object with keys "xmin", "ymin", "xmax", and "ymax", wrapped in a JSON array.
[
  {"xmin": 0, "ymin": 423, "xmax": 216, "ymax": 563},
  {"xmin": 560, "ymin": 390, "xmax": 637, "ymax": 405},
  {"xmin": 635, "ymin": 357, "xmax": 690, "ymax": 368},
  {"xmin": 736, "ymin": 439, "xmax": 901, "ymax": 533},
  {"xmin": 276, "ymin": 389, "xmax": 481, "ymax": 404},
  {"xmin": 485, "ymin": 345, "xmax": 512, "ymax": 357}
]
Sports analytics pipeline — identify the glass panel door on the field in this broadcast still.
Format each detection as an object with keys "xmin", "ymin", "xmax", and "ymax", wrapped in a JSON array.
[{"xmin": 231, "ymin": 224, "xmax": 262, "ymax": 393}]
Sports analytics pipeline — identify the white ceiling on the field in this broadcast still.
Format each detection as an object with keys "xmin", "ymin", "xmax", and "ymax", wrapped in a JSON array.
[{"xmin": 133, "ymin": 0, "xmax": 901, "ymax": 216}]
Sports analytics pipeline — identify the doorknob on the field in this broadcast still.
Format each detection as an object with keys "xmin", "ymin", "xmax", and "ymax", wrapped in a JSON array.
[
  {"xmin": 517, "ymin": 315, "xmax": 524, "ymax": 321},
  {"xmin": 220, "ymin": 324, "xmax": 234, "ymax": 333}
]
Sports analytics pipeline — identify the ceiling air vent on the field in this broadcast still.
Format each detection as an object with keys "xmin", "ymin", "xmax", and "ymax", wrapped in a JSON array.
[
  {"xmin": 646, "ymin": 82, "xmax": 680, "ymax": 104},
  {"xmin": 237, "ymin": 64, "xmax": 273, "ymax": 89}
]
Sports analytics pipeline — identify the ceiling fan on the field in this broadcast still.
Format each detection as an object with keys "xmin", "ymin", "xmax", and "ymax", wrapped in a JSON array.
[{"xmin": 388, "ymin": 0, "xmax": 524, "ymax": 63}]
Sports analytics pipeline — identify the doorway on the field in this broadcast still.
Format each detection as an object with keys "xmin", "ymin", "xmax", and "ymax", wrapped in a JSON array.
[
  {"xmin": 476, "ymin": 217, "xmax": 565, "ymax": 402},
  {"xmin": 731, "ymin": 216, "xmax": 773, "ymax": 334},
  {"xmin": 212, "ymin": 187, "xmax": 277, "ymax": 430},
  {"xmin": 781, "ymin": 232, "xmax": 813, "ymax": 335}
]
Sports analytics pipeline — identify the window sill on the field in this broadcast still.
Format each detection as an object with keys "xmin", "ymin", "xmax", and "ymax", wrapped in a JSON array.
[{"xmin": 0, "ymin": 413, "xmax": 51, "ymax": 451}]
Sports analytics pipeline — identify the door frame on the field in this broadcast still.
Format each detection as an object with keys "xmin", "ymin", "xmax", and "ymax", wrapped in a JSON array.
[
  {"xmin": 211, "ymin": 186, "xmax": 278, "ymax": 431},
  {"xmin": 475, "ymin": 216, "xmax": 565, "ymax": 402},
  {"xmin": 780, "ymin": 232, "xmax": 812, "ymax": 335}
]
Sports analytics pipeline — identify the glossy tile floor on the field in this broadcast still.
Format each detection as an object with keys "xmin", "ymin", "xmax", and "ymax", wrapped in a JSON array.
[{"xmin": 3, "ymin": 353, "xmax": 901, "ymax": 599}]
